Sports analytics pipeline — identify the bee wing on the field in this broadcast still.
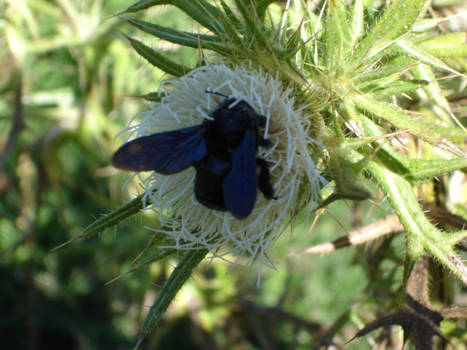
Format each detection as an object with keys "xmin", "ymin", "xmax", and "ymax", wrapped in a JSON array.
[
  {"xmin": 112, "ymin": 125, "xmax": 206, "ymax": 174},
  {"xmin": 222, "ymin": 129, "xmax": 257, "ymax": 219}
]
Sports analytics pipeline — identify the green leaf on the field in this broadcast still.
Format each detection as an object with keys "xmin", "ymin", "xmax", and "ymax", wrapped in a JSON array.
[
  {"xmin": 412, "ymin": 17, "xmax": 454, "ymax": 32},
  {"xmin": 286, "ymin": 21, "xmax": 303, "ymax": 50},
  {"xmin": 350, "ymin": 0, "xmax": 428, "ymax": 66},
  {"xmin": 355, "ymin": 64, "xmax": 410, "ymax": 84},
  {"xmin": 54, "ymin": 194, "xmax": 144, "ymax": 249},
  {"xmin": 119, "ymin": 0, "xmax": 168, "ymax": 14},
  {"xmin": 350, "ymin": 116, "xmax": 467, "ymax": 285},
  {"xmin": 370, "ymin": 79, "xmax": 429, "ymax": 97},
  {"xmin": 370, "ymin": 143, "xmax": 467, "ymax": 184},
  {"xmin": 233, "ymin": 0, "xmax": 270, "ymax": 50},
  {"xmin": 168, "ymin": 0, "xmax": 224, "ymax": 34},
  {"xmin": 126, "ymin": 18, "xmax": 227, "ymax": 54},
  {"xmin": 120, "ymin": 0, "xmax": 223, "ymax": 33},
  {"xmin": 397, "ymin": 39, "xmax": 465, "ymax": 77},
  {"xmin": 418, "ymin": 32, "xmax": 467, "ymax": 58},
  {"xmin": 141, "ymin": 91, "xmax": 162, "ymax": 101},
  {"xmin": 411, "ymin": 64, "xmax": 463, "ymax": 128},
  {"xmin": 217, "ymin": 9, "xmax": 250, "ymax": 56},
  {"xmin": 256, "ymin": 0, "xmax": 277, "ymax": 18},
  {"xmin": 350, "ymin": 0, "xmax": 364, "ymax": 47},
  {"xmin": 218, "ymin": 0, "xmax": 242, "ymax": 29},
  {"xmin": 403, "ymin": 158, "xmax": 467, "ymax": 182},
  {"xmin": 125, "ymin": 34, "xmax": 188, "ymax": 76},
  {"xmin": 180, "ymin": 0, "xmax": 225, "ymax": 33},
  {"xmin": 107, "ymin": 244, "xmax": 174, "ymax": 285},
  {"xmin": 351, "ymin": 93, "xmax": 465, "ymax": 158},
  {"xmin": 137, "ymin": 249, "xmax": 208, "ymax": 346},
  {"xmin": 344, "ymin": 105, "xmax": 466, "ymax": 184},
  {"xmin": 323, "ymin": 0, "xmax": 347, "ymax": 68}
]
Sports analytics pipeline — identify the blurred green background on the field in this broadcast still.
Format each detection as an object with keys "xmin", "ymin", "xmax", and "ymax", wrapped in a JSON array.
[{"xmin": 0, "ymin": 1, "xmax": 464, "ymax": 349}]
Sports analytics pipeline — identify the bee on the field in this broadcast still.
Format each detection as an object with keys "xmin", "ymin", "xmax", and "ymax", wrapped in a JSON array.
[{"xmin": 112, "ymin": 92, "xmax": 275, "ymax": 219}]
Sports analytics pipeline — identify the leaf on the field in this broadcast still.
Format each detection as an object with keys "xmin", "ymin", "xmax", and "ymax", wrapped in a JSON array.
[
  {"xmin": 141, "ymin": 91, "xmax": 162, "ymax": 101},
  {"xmin": 119, "ymin": 0, "xmax": 167, "ymax": 14},
  {"xmin": 233, "ymin": 0, "xmax": 270, "ymax": 50},
  {"xmin": 120, "ymin": 0, "xmax": 224, "ymax": 33},
  {"xmin": 344, "ymin": 102, "xmax": 467, "ymax": 183},
  {"xmin": 124, "ymin": 34, "xmax": 189, "ymax": 76},
  {"xmin": 354, "ymin": 64, "xmax": 410, "ymax": 84},
  {"xmin": 217, "ymin": 8, "xmax": 249, "ymax": 54},
  {"xmin": 255, "ymin": 0, "xmax": 277, "ymax": 18},
  {"xmin": 218, "ymin": 0, "xmax": 242, "ymax": 29},
  {"xmin": 126, "ymin": 18, "xmax": 227, "ymax": 54},
  {"xmin": 174, "ymin": 0, "xmax": 224, "ymax": 33},
  {"xmin": 352, "ymin": 93, "xmax": 466, "ymax": 157},
  {"xmin": 349, "ymin": 0, "xmax": 364, "ymax": 47},
  {"xmin": 353, "ymin": 116, "xmax": 467, "ymax": 285},
  {"xmin": 137, "ymin": 249, "xmax": 208, "ymax": 347},
  {"xmin": 418, "ymin": 32, "xmax": 467, "ymax": 58},
  {"xmin": 323, "ymin": 0, "xmax": 348, "ymax": 68},
  {"xmin": 106, "ymin": 244, "xmax": 174, "ymax": 285},
  {"xmin": 53, "ymin": 194, "xmax": 145, "ymax": 250},
  {"xmin": 350, "ymin": 0, "xmax": 428, "ymax": 65},
  {"xmin": 397, "ymin": 39, "xmax": 465, "ymax": 78},
  {"xmin": 395, "ymin": 157, "xmax": 467, "ymax": 184},
  {"xmin": 411, "ymin": 64, "xmax": 463, "ymax": 129},
  {"xmin": 370, "ymin": 79, "xmax": 429, "ymax": 97}
]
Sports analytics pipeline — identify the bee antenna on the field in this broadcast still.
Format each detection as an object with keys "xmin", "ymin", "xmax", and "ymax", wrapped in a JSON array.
[{"xmin": 205, "ymin": 90, "xmax": 228, "ymax": 98}]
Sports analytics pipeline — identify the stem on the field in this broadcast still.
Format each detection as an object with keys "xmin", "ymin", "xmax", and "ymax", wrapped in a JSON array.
[{"xmin": 137, "ymin": 249, "xmax": 209, "ymax": 347}]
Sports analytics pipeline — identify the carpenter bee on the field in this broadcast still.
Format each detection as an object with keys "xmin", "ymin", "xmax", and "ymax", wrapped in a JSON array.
[{"xmin": 112, "ymin": 92, "xmax": 275, "ymax": 219}]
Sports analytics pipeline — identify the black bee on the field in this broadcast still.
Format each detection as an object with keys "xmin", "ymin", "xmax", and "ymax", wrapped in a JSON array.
[{"xmin": 112, "ymin": 92, "xmax": 275, "ymax": 219}]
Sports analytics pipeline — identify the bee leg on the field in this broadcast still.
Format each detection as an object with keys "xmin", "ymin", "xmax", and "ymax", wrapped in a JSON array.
[
  {"xmin": 257, "ymin": 114, "xmax": 267, "ymax": 127},
  {"xmin": 257, "ymin": 158, "xmax": 276, "ymax": 200},
  {"xmin": 257, "ymin": 137, "xmax": 272, "ymax": 148}
]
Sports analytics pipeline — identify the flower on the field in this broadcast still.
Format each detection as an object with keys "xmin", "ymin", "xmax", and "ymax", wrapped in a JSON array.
[{"xmin": 122, "ymin": 64, "xmax": 326, "ymax": 266}]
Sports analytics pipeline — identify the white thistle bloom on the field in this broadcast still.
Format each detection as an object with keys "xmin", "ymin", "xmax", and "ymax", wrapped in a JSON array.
[{"xmin": 123, "ymin": 64, "xmax": 326, "ymax": 266}]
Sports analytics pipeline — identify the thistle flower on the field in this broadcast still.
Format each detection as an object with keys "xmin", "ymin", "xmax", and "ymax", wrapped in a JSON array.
[
  {"xmin": 122, "ymin": 64, "xmax": 326, "ymax": 266},
  {"xmin": 101, "ymin": 0, "xmax": 467, "ymax": 344}
]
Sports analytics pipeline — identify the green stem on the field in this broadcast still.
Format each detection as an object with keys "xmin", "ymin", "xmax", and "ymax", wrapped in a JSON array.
[{"xmin": 137, "ymin": 249, "xmax": 209, "ymax": 347}]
